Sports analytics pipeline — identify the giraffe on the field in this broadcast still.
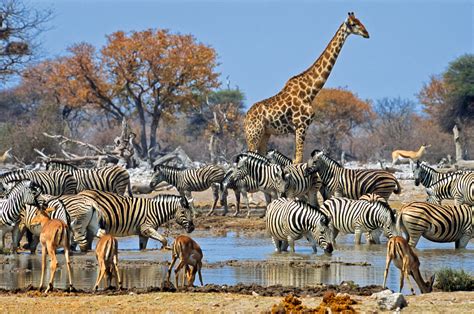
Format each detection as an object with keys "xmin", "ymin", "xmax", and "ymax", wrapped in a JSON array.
[{"xmin": 244, "ymin": 12, "xmax": 369, "ymax": 163}]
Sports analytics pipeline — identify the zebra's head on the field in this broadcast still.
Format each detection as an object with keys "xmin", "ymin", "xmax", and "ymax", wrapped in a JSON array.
[
  {"xmin": 311, "ymin": 214, "xmax": 334, "ymax": 254},
  {"xmin": 175, "ymin": 196, "xmax": 195, "ymax": 233},
  {"xmin": 413, "ymin": 161, "xmax": 422, "ymax": 186},
  {"xmin": 305, "ymin": 150, "xmax": 325, "ymax": 176},
  {"xmin": 150, "ymin": 165, "xmax": 166, "ymax": 188},
  {"xmin": 22, "ymin": 180, "xmax": 43, "ymax": 207}
]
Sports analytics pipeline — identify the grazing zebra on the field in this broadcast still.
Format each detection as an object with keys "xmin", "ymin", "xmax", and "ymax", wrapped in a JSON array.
[
  {"xmin": 265, "ymin": 197, "xmax": 334, "ymax": 254},
  {"xmin": 397, "ymin": 201, "xmax": 472, "ymax": 249},
  {"xmin": 452, "ymin": 172, "xmax": 474, "ymax": 206},
  {"xmin": 234, "ymin": 154, "xmax": 287, "ymax": 205},
  {"xmin": 0, "ymin": 180, "xmax": 42, "ymax": 252},
  {"xmin": 0, "ymin": 169, "xmax": 77, "ymax": 195},
  {"xmin": 413, "ymin": 161, "xmax": 470, "ymax": 204},
  {"xmin": 219, "ymin": 167, "xmax": 261, "ymax": 217},
  {"xmin": 267, "ymin": 149, "xmax": 323, "ymax": 207},
  {"xmin": 46, "ymin": 161, "xmax": 132, "ymax": 196},
  {"xmin": 320, "ymin": 194, "xmax": 396, "ymax": 245},
  {"xmin": 305, "ymin": 150, "xmax": 401, "ymax": 200},
  {"xmin": 79, "ymin": 190, "xmax": 194, "ymax": 250},
  {"xmin": 150, "ymin": 164, "xmax": 225, "ymax": 215}
]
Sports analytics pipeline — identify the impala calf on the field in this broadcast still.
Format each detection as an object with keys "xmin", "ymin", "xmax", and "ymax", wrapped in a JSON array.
[
  {"xmin": 31, "ymin": 208, "xmax": 73, "ymax": 293},
  {"xmin": 383, "ymin": 236, "xmax": 434, "ymax": 295},
  {"xmin": 167, "ymin": 235, "xmax": 203, "ymax": 288},
  {"xmin": 94, "ymin": 234, "xmax": 121, "ymax": 291}
]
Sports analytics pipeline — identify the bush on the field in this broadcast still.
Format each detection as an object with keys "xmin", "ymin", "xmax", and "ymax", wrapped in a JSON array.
[{"xmin": 435, "ymin": 268, "xmax": 474, "ymax": 291}]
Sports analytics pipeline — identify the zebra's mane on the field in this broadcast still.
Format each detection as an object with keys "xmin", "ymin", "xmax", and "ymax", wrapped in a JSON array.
[
  {"xmin": 154, "ymin": 164, "xmax": 186, "ymax": 172},
  {"xmin": 236, "ymin": 152, "xmax": 272, "ymax": 166},
  {"xmin": 46, "ymin": 160, "xmax": 78, "ymax": 171},
  {"xmin": 152, "ymin": 194, "xmax": 183, "ymax": 202},
  {"xmin": 267, "ymin": 149, "xmax": 292, "ymax": 165},
  {"xmin": 360, "ymin": 196, "xmax": 396, "ymax": 223}
]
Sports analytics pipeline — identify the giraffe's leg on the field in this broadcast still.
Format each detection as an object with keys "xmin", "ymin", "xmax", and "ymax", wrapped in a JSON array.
[
  {"xmin": 246, "ymin": 119, "xmax": 264, "ymax": 152},
  {"xmin": 294, "ymin": 127, "xmax": 307, "ymax": 164}
]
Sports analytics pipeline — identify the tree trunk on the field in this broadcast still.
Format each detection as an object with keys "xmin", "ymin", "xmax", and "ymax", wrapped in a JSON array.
[
  {"xmin": 149, "ymin": 112, "xmax": 161, "ymax": 161},
  {"xmin": 453, "ymin": 124, "xmax": 464, "ymax": 162},
  {"xmin": 136, "ymin": 103, "xmax": 148, "ymax": 159}
]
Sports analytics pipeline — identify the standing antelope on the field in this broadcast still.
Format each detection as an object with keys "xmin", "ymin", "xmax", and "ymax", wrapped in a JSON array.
[
  {"xmin": 167, "ymin": 235, "xmax": 203, "ymax": 288},
  {"xmin": 392, "ymin": 144, "xmax": 431, "ymax": 166},
  {"xmin": 94, "ymin": 234, "xmax": 121, "ymax": 291},
  {"xmin": 31, "ymin": 208, "xmax": 73, "ymax": 293},
  {"xmin": 383, "ymin": 236, "xmax": 435, "ymax": 295}
]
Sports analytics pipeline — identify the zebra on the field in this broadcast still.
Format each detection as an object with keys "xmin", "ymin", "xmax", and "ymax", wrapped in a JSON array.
[
  {"xmin": 397, "ymin": 201, "xmax": 472, "ymax": 249},
  {"xmin": 150, "ymin": 164, "xmax": 225, "ymax": 215},
  {"xmin": 234, "ymin": 153, "xmax": 287, "ymax": 205},
  {"xmin": 46, "ymin": 161, "xmax": 132, "ymax": 196},
  {"xmin": 320, "ymin": 194, "xmax": 396, "ymax": 245},
  {"xmin": 0, "ymin": 169, "xmax": 77, "ymax": 195},
  {"xmin": 78, "ymin": 190, "xmax": 194, "ymax": 250},
  {"xmin": 305, "ymin": 150, "xmax": 401, "ymax": 200},
  {"xmin": 413, "ymin": 161, "xmax": 470, "ymax": 204},
  {"xmin": 267, "ymin": 149, "xmax": 323, "ymax": 207},
  {"xmin": 18, "ymin": 194, "xmax": 96, "ymax": 252},
  {"xmin": 452, "ymin": 172, "xmax": 474, "ymax": 206},
  {"xmin": 0, "ymin": 180, "xmax": 42, "ymax": 252},
  {"xmin": 265, "ymin": 197, "xmax": 334, "ymax": 254},
  {"xmin": 219, "ymin": 167, "xmax": 261, "ymax": 217}
]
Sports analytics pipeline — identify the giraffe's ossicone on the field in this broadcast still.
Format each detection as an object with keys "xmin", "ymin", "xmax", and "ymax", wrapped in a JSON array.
[{"xmin": 244, "ymin": 12, "xmax": 369, "ymax": 164}]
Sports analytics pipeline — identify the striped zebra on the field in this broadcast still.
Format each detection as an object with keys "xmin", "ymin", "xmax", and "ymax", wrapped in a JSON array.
[
  {"xmin": 79, "ymin": 190, "xmax": 194, "ymax": 250},
  {"xmin": 218, "ymin": 167, "xmax": 261, "ymax": 217},
  {"xmin": 320, "ymin": 194, "xmax": 396, "ymax": 245},
  {"xmin": 413, "ymin": 161, "xmax": 470, "ymax": 204},
  {"xmin": 397, "ymin": 201, "xmax": 472, "ymax": 249},
  {"xmin": 18, "ymin": 194, "xmax": 97, "ymax": 252},
  {"xmin": 0, "ymin": 169, "xmax": 77, "ymax": 195},
  {"xmin": 267, "ymin": 149, "xmax": 323, "ymax": 207},
  {"xmin": 0, "ymin": 180, "xmax": 42, "ymax": 252},
  {"xmin": 46, "ymin": 161, "xmax": 132, "ymax": 196},
  {"xmin": 150, "ymin": 164, "xmax": 225, "ymax": 215},
  {"xmin": 305, "ymin": 150, "xmax": 401, "ymax": 200},
  {"xmin": 265, "ymin": 197, "xmax": 334, "ymax": 254},
  {"xmin": 452, "ymin": 172, "xmax": 474, "ymax": 206},
  {"xmin": 234, "ymin": 153, "xmax": 287, "ymax": 205}
]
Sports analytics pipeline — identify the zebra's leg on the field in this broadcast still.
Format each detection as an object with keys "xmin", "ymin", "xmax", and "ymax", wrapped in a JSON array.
[
  {"xmin": 306, "ymin": 233, "xmax": 318, "ymax": 253},
  {"xmin": 354, "ymin": 227, "xmax": 363, "ymax": 245},
  {"xmin": 455, "ymin": 233, "xmax": 471, "ymax": 249},
  {"xmin": 271, "ymin": 237, "xmax": 281, "ymax": 252},
  {"xmin": 332, "ymin": 229, "xmax": 339, "ymax": 245},
  {"xmin": 233, "ymin": 191, "xmax": 241, "ymax": 217},
  {"xmin": 210, "ymin": 184, "xmax": 222, "ymax": 216},
  {"xmin": 407, "ymin": 232, "xmax": 422, "ymax": 248},
  {"xmin": 288, "ymin": 238, "xmax": 296, "ymax": 253},
  {"xmin": 260, "ymin": 193, "xmax": 272, "ymax": 218},
  {"xmin": 140, "ymin": 226, "xmax": 167, "ymax": 249},
  {"xmin": 139, "ymin": 235, "xmax": 149, "ymax": 250},
  {"xmin": 242, "ymin": 192, "xmax": 252, "ymax": 218}
]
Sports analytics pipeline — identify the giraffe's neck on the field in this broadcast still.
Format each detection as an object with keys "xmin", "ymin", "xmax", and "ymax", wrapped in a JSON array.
[{"xmin": 285, "ymin": 22, "xmax": 350, "ymax": 103}]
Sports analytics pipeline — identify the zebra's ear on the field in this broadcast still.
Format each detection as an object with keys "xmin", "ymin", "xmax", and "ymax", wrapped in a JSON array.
[
  {"xmin": 153, "ymin": 164, "xmax": 161, "ymax": 172},
  {"xmin": 310, "ymin": 149, "xmax": 321, "ymax": 157}
]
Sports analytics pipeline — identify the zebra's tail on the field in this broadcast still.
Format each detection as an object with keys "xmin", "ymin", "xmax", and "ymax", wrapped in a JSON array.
[
  {"xmin": 393, "ymin": 179, "xmax": 402, "ymax": 195},
  {"xmin": 395, "ymin": 210, "xmax": 406, "ymax": 237}
]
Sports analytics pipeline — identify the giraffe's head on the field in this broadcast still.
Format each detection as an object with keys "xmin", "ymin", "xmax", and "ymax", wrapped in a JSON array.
[{"xmin": 345, "ymin": 12, "xmax": 370, "ymax": 38}]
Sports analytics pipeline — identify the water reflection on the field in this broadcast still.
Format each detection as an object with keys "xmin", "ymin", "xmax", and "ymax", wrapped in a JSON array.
[{"xmin": 0, "ymin": 233, "xmax": 472, "ymax": 294}]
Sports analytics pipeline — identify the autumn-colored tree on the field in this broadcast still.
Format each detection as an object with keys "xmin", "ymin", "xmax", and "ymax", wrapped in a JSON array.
[
  {"xmin": 0, "ymin": 0, "xmax": 51, "ymax": 84},
  {"xmin": 23, "ymin": 29, "xmax": 220, "ymax": 159},
  {"xmin": 418, "ymin": 54, "xmax": 474, "ymax": 160},
  {"xmin": 307, "ymin": 88, "xmax": 373, "ymax": 156}
]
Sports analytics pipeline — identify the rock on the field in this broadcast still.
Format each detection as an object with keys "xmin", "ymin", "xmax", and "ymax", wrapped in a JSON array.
[
  {"xmin": 251, "ymin": 291, "xmax": 259, "ymax": 296},
  {"xmin": 372, "ymin": 289, "xmax": 407, "ymax": 310}
]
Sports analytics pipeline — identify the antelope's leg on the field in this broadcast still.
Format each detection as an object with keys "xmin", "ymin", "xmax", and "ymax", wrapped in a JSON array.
[
  {"xmin": 39, "ymin": 244, "xmax": 47, "ymax": 291},
  {"xmin": 64, "ymin": 248, "xmax": 73, "ymax": 291},
  {"xmin": 113, "ymin": 254, "xmax": 122, "ymax": 289},
  {"xmin": 45, "ymin": 244, "xmax": 58, "ymax": 293}
]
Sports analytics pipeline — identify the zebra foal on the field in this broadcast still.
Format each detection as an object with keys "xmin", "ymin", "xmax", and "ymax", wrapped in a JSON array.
[{"xmin": 265, "ymin": 198, "xmax": 334, "ymax": 254}]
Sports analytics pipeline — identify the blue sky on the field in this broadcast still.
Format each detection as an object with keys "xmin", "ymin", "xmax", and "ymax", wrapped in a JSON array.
[{"xmin": 32, "ymin": 0, "xmax": 473, "ymax": 108}]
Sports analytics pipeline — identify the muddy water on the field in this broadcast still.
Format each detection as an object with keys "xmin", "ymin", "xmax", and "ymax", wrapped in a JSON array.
[{"xmin": 0, "ymin": 232, "xmax": 472, "ymax": 294}]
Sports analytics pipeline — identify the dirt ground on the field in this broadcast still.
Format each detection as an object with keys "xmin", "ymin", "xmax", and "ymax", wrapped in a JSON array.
[{"xmin": 1, "ymin": 290, "xmax": 474, "ymax": 313}]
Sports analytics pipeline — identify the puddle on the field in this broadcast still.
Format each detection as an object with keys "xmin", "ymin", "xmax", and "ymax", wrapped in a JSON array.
[{"xmin": 0, "ymin": 232, "xmax": 472, "ymax": 295}]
